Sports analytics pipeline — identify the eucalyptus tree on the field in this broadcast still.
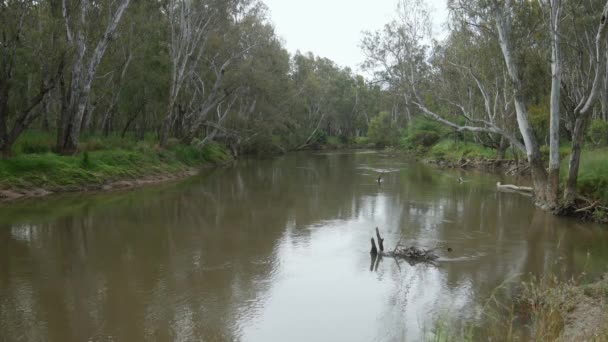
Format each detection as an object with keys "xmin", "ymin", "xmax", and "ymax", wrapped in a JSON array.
[
  {"xmin": 432, "ymin": 24, "xmax": 517, "ymax": 158},
  {"xmin": 56, "ymin": 0, "xmax": 131, "ymax": 154},
  {"xmin": 291, "ymin": 53, "xmax": 338, "ymax": 148},
  {"xmin": 0, "ymin": 1, "xmax": 63, "ymax": 158},
  {"xmin": 361, "ymin": 0, "xmax": 431, "ymax": 126},
  {"xmin": 559, "ymin": 0, "xmax": 608, "ymax": 204},
  {"xmin": 219, "ymin": 18, "xmax": 293, "ymax": 152},
  {"xmin": 158, "ymin": 0, "xmax": 215, "ymax": 146}
]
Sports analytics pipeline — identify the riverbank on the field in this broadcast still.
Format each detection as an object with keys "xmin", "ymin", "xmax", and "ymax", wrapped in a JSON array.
[
  {"xmin": 0, "ymin": 134, "xmax": 232, "ymax": 202},
  {"xmin": 432, "ymin": 274, "xmax": 608, "ymax": 341},
  {"xmin": 404, "ymin": 138, "xmax": 608, "ymax": 223}
]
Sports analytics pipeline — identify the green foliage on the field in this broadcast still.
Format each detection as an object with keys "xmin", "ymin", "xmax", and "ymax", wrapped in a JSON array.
[
  {"xmin": 565, "ymin": 148, "xmax": 608, "ymax": 203},
  {"xmin": 311, "ymin": 130, "xmax": 328, "ymax": 145},
  {"xmin": 80, "ymin": 151, "xmax": 91, "ymax": 169},
  {"xmin": 12, "ymin": 131, "xmax": 54, "ymax": 155},
  {"xmin": 401, "ymin": 118, "xmax": 445, "ymax": 149},
  {"xmin": 354, "ymin": 136, "xmax": 371, "ymax": 146},
  {"xmin": 587, "ymin": 119, "xmax": 608, "ymax": 146},
  {"xmin": 409, "ymin": 118, "xmax": 446, "ymax": 134},
  {"xmin": 326, "ymin": 136, "xmax": 341, "ymax": 148},
  {"xmin": 406, "ymin": 131, "xmax": 440, "ymax": 148},
  {"xmin": 430, "ymin": 139, "xmax": 498, "ymax": 161},
  {"xmin": 368, "ymin": 111, "xmax": 400, "ymax": 147},
  {"xmin": 528, "ymin": 102, "xmax": 549, "ymax": 144},
  {"xmin": 540, "ymin": 144, "xmax": 572, "ymax": 162},
  {"xmin": 170, "ymin": 142, "xmax": 230, "ymax": 166}
]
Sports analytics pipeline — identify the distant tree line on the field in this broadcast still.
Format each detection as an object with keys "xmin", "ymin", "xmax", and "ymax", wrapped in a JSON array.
[{"xmin": 0, "ymin": 0, "xmax": 391, "ymax": 158}]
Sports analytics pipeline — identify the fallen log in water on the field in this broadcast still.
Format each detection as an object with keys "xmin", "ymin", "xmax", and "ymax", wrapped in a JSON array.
[
  {"xmin": 370, "ymin": 228, "xmax": 439, "ymax": 263},
  {"xmin": 496, "ymin": 182, "xmax": 533, "ymax": 193}
]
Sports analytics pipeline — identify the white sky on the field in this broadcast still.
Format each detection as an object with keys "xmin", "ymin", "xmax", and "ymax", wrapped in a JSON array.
[{"xmin": 262, "ymin": 0, "xmax": 449, "ymax": 73}]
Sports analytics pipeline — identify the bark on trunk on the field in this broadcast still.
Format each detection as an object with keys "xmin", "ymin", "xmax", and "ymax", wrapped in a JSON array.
[
  {"xmin": 495, "ymin": 3, "xmax": 549, "ymax": 207},
  {"xmin": 564, "ymin": 118, "xmax": 588, "ymax": 203},
  {"xmin": 496, "ymin": 137, "xmax": 507, "ymax": 160},
  {"xmin": 547, "ymin": 0, "xmax": 562, "ymax": 209}
]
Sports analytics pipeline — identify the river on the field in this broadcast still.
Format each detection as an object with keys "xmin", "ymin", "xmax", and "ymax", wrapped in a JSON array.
[{"xmin": 1, "ymin": 151, "xmax": 607, "ymax": 341}]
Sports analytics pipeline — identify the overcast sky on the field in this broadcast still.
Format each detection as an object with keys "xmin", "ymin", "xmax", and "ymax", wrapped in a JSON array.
[{"xmin": 262, "ymin": 0, "xmax": 449, "ymax": 72}]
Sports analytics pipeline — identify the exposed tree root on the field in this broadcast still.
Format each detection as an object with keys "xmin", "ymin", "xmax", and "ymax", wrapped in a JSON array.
[{"xmin": 554, "ymin": 195, "xmax": 608, "ymax": 223}]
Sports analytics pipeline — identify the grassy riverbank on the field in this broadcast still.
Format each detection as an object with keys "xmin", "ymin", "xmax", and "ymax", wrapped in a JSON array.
[
  {"xmin": 418, "ymin": 140, "xmax": 608, "ymax": 205},
  {"xmin": 430, "ymin": 274, "xmax": 608, "ymax": 341},
  {"xmin": 0, "ymin": 132, "xmax": 231, "ymax": 200}
]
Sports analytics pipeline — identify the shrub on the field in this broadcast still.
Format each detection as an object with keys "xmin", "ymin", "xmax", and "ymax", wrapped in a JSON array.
[
  {"xmin": 166, "ymin": 138, "xmax": 181, "ymax": 149},
  {"xmin": 588, "ymin": 119, "xmax": 608, "ymax": 146},
  {"xmin": 368, "ymin": 111, "xmax": 400, "ymax": 147},
  {"xmin": 82, "ymin": 137, "xmax": 105, "ymax": 151},
  {"xmin": 354, "ymin": 136, "xmax": 371, "ymax": 146},
  {"xmin": 408, "ymin": 130, "xmax": 440, "ymax": 147},
  {"xmin": 311, "ymin": 130, "xmax": 328, "ymax": 145},
  {"xmin": 80, "ymin": 151, "xmax": 91, "ymax": 168},
  {"xmin": 12, "ymin": 131, "xmax": 54, "ymax": 155}
]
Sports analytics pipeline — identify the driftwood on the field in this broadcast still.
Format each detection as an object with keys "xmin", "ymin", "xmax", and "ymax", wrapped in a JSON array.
[
  {"xmin": 370, "ymin": 228, "xmax": 439, "ymax": 264},
  {"xmin": 496, "ymin": 182, "xmax": 533, "ymax": 193}
]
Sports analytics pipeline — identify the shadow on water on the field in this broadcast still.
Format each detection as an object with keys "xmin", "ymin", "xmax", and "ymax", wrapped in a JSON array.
[{"xmin": 1, "ymin": 151, "xmax": 607, "ymax": 341}]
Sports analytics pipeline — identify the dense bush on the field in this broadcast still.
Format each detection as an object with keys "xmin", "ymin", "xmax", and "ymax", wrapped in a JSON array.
[
  {"xmin": 401, "ymin": 118, "xmax": 445, "ymax": 149},
  {"xmin": 12, "ymin": 131, "xmax": 54, "ymax": 155},
  {"xmin": 311, "ymin": 130, "xmax": 328, "ymax": 145},
  {"xmin": 407, "ymin": 130, "xmax": 440, "ymax": 147},
  {"xmin": 588, "ymin": 119, "xmax": 608, "ymax": 146},
  {"xmin": 368, "ymin": 111, "xmax": 400, "ymax": 147}
]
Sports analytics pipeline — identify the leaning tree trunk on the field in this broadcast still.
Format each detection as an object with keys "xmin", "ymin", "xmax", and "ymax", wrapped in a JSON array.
[{"xmin": 495, "ymin": 4, "xmax": 550, "ymax": 207}]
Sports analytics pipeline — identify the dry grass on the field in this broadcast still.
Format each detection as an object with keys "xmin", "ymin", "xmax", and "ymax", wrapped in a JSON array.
[{"xmin": 429, "ymin": 274, "xmax": 608, "ymax": 342}]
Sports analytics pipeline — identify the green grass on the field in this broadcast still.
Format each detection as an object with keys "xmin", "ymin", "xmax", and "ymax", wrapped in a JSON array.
[
  {"xmin": 561, "ymin": 147, "xmax": 608, "ymax": 203},
  {"xmin": 0, "ymin": 134, "xmax": 231, "ymax": 191},
  {"xmin": 354, "ymin": 136, "xmax": 371, "ymax": 146},
  {"xmin": 429, "ymin": 139, "xmax": 501, "ymax": 161}
]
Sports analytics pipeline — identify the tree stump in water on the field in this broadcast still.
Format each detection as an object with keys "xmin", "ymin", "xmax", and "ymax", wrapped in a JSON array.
[
  {"xmin": 369, "ymin": 228, "xmax": 439, "ymax": 263},
  {"xmin": 370, "ymin": 238, "xmax": 378, "ymax": 255},
  {"xmin": 375, "ymin": 227, "xmax": 384, "ymax": 252}
]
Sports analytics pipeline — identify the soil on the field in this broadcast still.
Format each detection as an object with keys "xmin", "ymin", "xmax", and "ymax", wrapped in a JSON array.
[{"xmin": 0, "ymin": 169, "xmax": 198, "ymax": 203}]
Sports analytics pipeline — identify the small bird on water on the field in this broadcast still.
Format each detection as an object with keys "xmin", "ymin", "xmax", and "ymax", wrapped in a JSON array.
[{"xmin": 377, "ymin": 173, "xmax": 384, "ymax": 184}]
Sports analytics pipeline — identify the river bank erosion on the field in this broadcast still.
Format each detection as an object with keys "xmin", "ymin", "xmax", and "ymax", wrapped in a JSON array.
[{"xmin": 1, "ymin": 150, "xmax": 607, "ymax": 341}]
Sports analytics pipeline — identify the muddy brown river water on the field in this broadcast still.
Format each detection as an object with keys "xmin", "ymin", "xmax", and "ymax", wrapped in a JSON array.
[{"xmin": 1, "ymin": 151, "xmax": 607, "ymax": 341}]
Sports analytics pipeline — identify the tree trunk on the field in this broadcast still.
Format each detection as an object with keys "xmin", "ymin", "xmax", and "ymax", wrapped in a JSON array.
[
  {"xmin": 0, "ymin": 143, "xmax": 10, "ymax": 159},
  {"xmin": 547, "ymin": 0, "xmax": 562, "ymax": 209},
  {"xmin": 41, "ymin": 92, "xmax": 51, "ymax": 131},
  {"xmin": 121, "ymin": 111, "xmax": 140, "ymax": 138},
  {"xmin": 496, "ymin": 136, "xmax": 507, "ymax": 159},
  {"xmin": 159, "ymin": 101, "xmax": 175, "ymax": 147},
  {"xmin": 101, "ymin": 109, "xmax": 113, "ymax": 137},
  {"xmin": 0, "ymin": 84, "xmax": 9, "ymax": 151},
  {"xmin": 495, "ymin": 4, "xmax": 549, "ymax": 207},
  {"xmin": 564, "ymin": 117, "xmax": 589, "ymax": 203}
]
